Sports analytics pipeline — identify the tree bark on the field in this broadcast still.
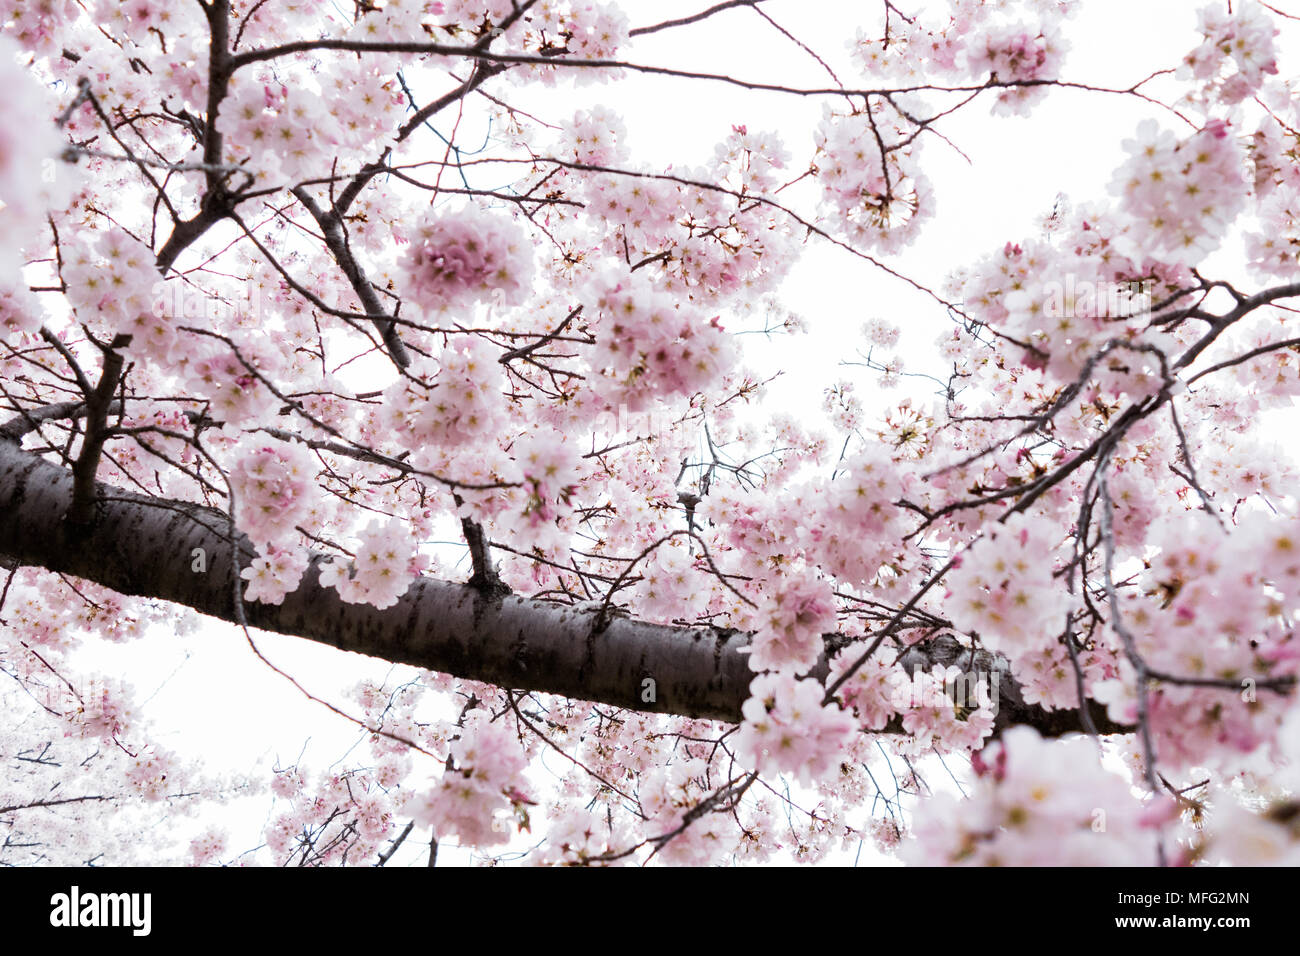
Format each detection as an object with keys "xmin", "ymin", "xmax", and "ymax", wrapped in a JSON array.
[{"xmin": 0, "ymin": 436, "xmax": 1124, "ymax": 737}]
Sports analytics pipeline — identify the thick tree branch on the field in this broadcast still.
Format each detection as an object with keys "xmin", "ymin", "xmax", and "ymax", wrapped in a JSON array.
[
  {"xmin": 0, "ymin": 437, "xmax": 1122, "ymax": 737},
  {"xmin": 0, "ymin": 400, "xmax": 95, "ymax": 442}
]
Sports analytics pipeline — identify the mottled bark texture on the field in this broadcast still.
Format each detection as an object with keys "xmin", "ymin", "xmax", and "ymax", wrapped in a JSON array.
[{"xmin": 0, "ymin": 438, "xmax": 1125, "ymax": 736}]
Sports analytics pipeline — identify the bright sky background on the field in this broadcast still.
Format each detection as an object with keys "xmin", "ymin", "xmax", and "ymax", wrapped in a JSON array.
[{"xmin": 51, "ymin": 0, "xmax": 1300, "ymax": 866}]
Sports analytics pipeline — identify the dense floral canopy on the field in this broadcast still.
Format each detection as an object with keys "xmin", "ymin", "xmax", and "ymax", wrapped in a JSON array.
[{"xmin": 1, "ymin": 0, "xmax": 1299, "ymax": 866}]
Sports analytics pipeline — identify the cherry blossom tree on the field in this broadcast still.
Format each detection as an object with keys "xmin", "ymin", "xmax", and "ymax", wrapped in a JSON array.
[{"xmin": 2, "ymin": 0, "xmax": 1299, "ymax": 866}]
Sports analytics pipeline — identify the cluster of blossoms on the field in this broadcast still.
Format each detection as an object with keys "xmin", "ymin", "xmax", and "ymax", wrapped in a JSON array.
[
  {"xmin": 702, "ymin": 445, "xmax": 910, "ymax": 633},
  {"xmin": 704, "ymin": 486, "xmax": 801, "ymax": 575},
  {"xmin": 505, "ymin": 1, "xmax": 629, "ymax": 86},
  {"xmin": 813, "ymin": 108, "xmax": 933, "ymax": 254},
  {"xmin": 539, "ymin": 805, "xmax": 629, "ymax": 866},
  {"xmin": 1206, "ymin": 797, "xmax": 1300, "ymax": 865},
  {"xmin": 61, "ymin": 228, "xmax": 157, "ymax": 329},
  {"xmin": 352, "ymin": 680, "xmax": 423, "ymax": 785},
  {"xmin": 632, "ymin": 541, "xmax": 714, "ymax": 624},
  {"xmin": 804, "ymin": 446, "xmax": 910, "ymax": 588},
  {"xmin": 399, "ymin": 204, "xmax": 535, "ymax": 314},
  {"xmin": 229, "ymin": 438, "xmax": 321, "ymax": 548},
  {"xmin": 877, "ymin": 398, "xmax": 932, "ymax": 459},
  {"xmin": 98, "ymin": 0, "xmax": 205, "ymax": 46},
  {"xmin": 383, "ymin": 341, "xmax": 510, "ymax": 456},
  {"xmin": 1204, "ymin": 704, "xmax": 1300, "ymax": 864},
  {"xmin": 584, "ymin": 271, "xmax": 737, "ymax": 411},
  {"xmin": 850, "ymin": 0, "xmax": 1073, "ymax": 115},
  {"xmin": 178, "ymin": 337, "xmax": 283, "ymax": 425},
  {"xmin": 561, "ymin": 121, "xmax": 800, "ymax": 307},
  {"xmin": 584, "ymin": 173, "xmax": 685, "ymax": 243},
  {"xmin": 270, "ymin": 766, "xmax": 306, "ymax": 800},
  {"xmin": 1250, "ymin": 118, "xmax": 1300, "ymax": 198},
  {"xmin": 1, "ymin": 576, "xmax": 148, "ymax": 658},
  {"xmin": 128, "ymin": 277, "xmax": 264, "ymax": 367},
  {"xmin": 851, "ymin": 14, "xmax": 956, "ymax": 81},
  {"xmin": 951, "ymin": 210, "xmax": 1191, "ymax": 389},
  {"xmin": 1179, "ymin": 1, "xmax": 1279, "ymax": 106},
  {"xmin": 831, "ymin": 651, "xmax": 906, "ymax": 731},
  {"xmin": 901, "ymin": 727, "xmax": 1164, "ymax": 865},
  {"xmin": 863, "ymin": 317, "xmax": 901, "ymax": 350},
  {"xmin": 1093, "ymin": 511, "xmax": 1300, "ymax": 771},
  {"xmin": 823, "ymin": 380, "xmax": 863, "ymax": 432},
  {"xmin": 557, "ymin": 104, "xmax": 629, "ymax": 166},
  {"xmin": 491, "ymin": 429, "xmax": 585, "ymax": 551},
  {"xmin": 1013, "ymin": 641, "xmax": 1107, "ymax": 711},
  {"xmin": 216, "ymin": 72, "xmax": 405, "ymax": 188},
  {"xmin": 893, "ymin": 664, "xmax": 998, "ymax": 756},
  {"xmin": 319, "ymin": 520, "xmax": 428, "ymax": 610},
  {"xmin": 411, "ymin": 712, "xmax": 531, "ymax": 847},
  {"xmin": 124, "ymin": 282, "xmax": 191, "ymax": 364},
  {"xmin": 1194, "ymin": 431, "xmax": 1297, "ymax": 501},
  {"xmin": 828, "ymin": 650, "xmax": 997, "ymax": 754},
  {"xmin": 964, "ymin": 16, "xmax": 1070, "ymax": 116},
  {"xmin": 1, "ymin": 0, "xmax": 82, "ymax": 54},
  {"xmin": 68, "ymin": 679, "xmax": 136, "ymax": 744},
  {"xmin": 637, "ymin": 757, "xmax": 734, "ymax": 866},
  {"xmin": 869, "ymin": 816, "xmax": 905, "ymax": 852},
  {"xmin": 1246, "ymin": 187, "xmax": 1300, "ymax": 281},
  {"xmin": 440, "ymin": 0, "xmax": 521, "ymax": 33},
  {"xmin": 264, "ymin": 768, "xmax": 395, "ymax": 864},
  {"xmin": 241, "ymin": 544, "xmax": 312, "ymax": 606},
  {"xmin": 561, "ymin": 1, "xmax": 629, "ymax": 61},
  {"xmin": 745, "ymin": 571, "xmax": 837, "ymax": 674},
  {"xmin": 734, "ymin": 673, "xmax": 857, "ymax": 786},
  {"xmin": 1245, "ymin": 114, "xmax": 1300, "ymax": 283},
  {"xmin": 40, "ymin": 20, "xmax": 205, "ymax": 130},
  {"xmin": 204, "ymin": 2, "xmax": 327, "ymax": 46},
  {"xmin": 1219, "ymin": 320, "xmax": 1300, "ymax": 402},
  {"xmin": 188, "ymin": 829, "xmax": 228, "ymax": 866},
  {"xmin": 1110, "ymin": 118, "xmax": 1249, "ymax": 267},
  {"xmin": 123, "ymin": 748, "xmax": 176, "ymax": 802},
  {"xmin": 713, "ymin": 125, "xmax": 793, "ymax": 195},
  {"xmin": 678, "ymin": 130, "xmax": 801, "ymax": 299},
  {"xmin": 945, "ymin": 512, "xmax": 1070, "ymax": 663},
  {"xmin": 348, "ymin": 0, "xmax": 446, "ymax": 42},
  {"xmin": 0, "ymin": 282, "xmax": 43, "ymax": 339}
]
